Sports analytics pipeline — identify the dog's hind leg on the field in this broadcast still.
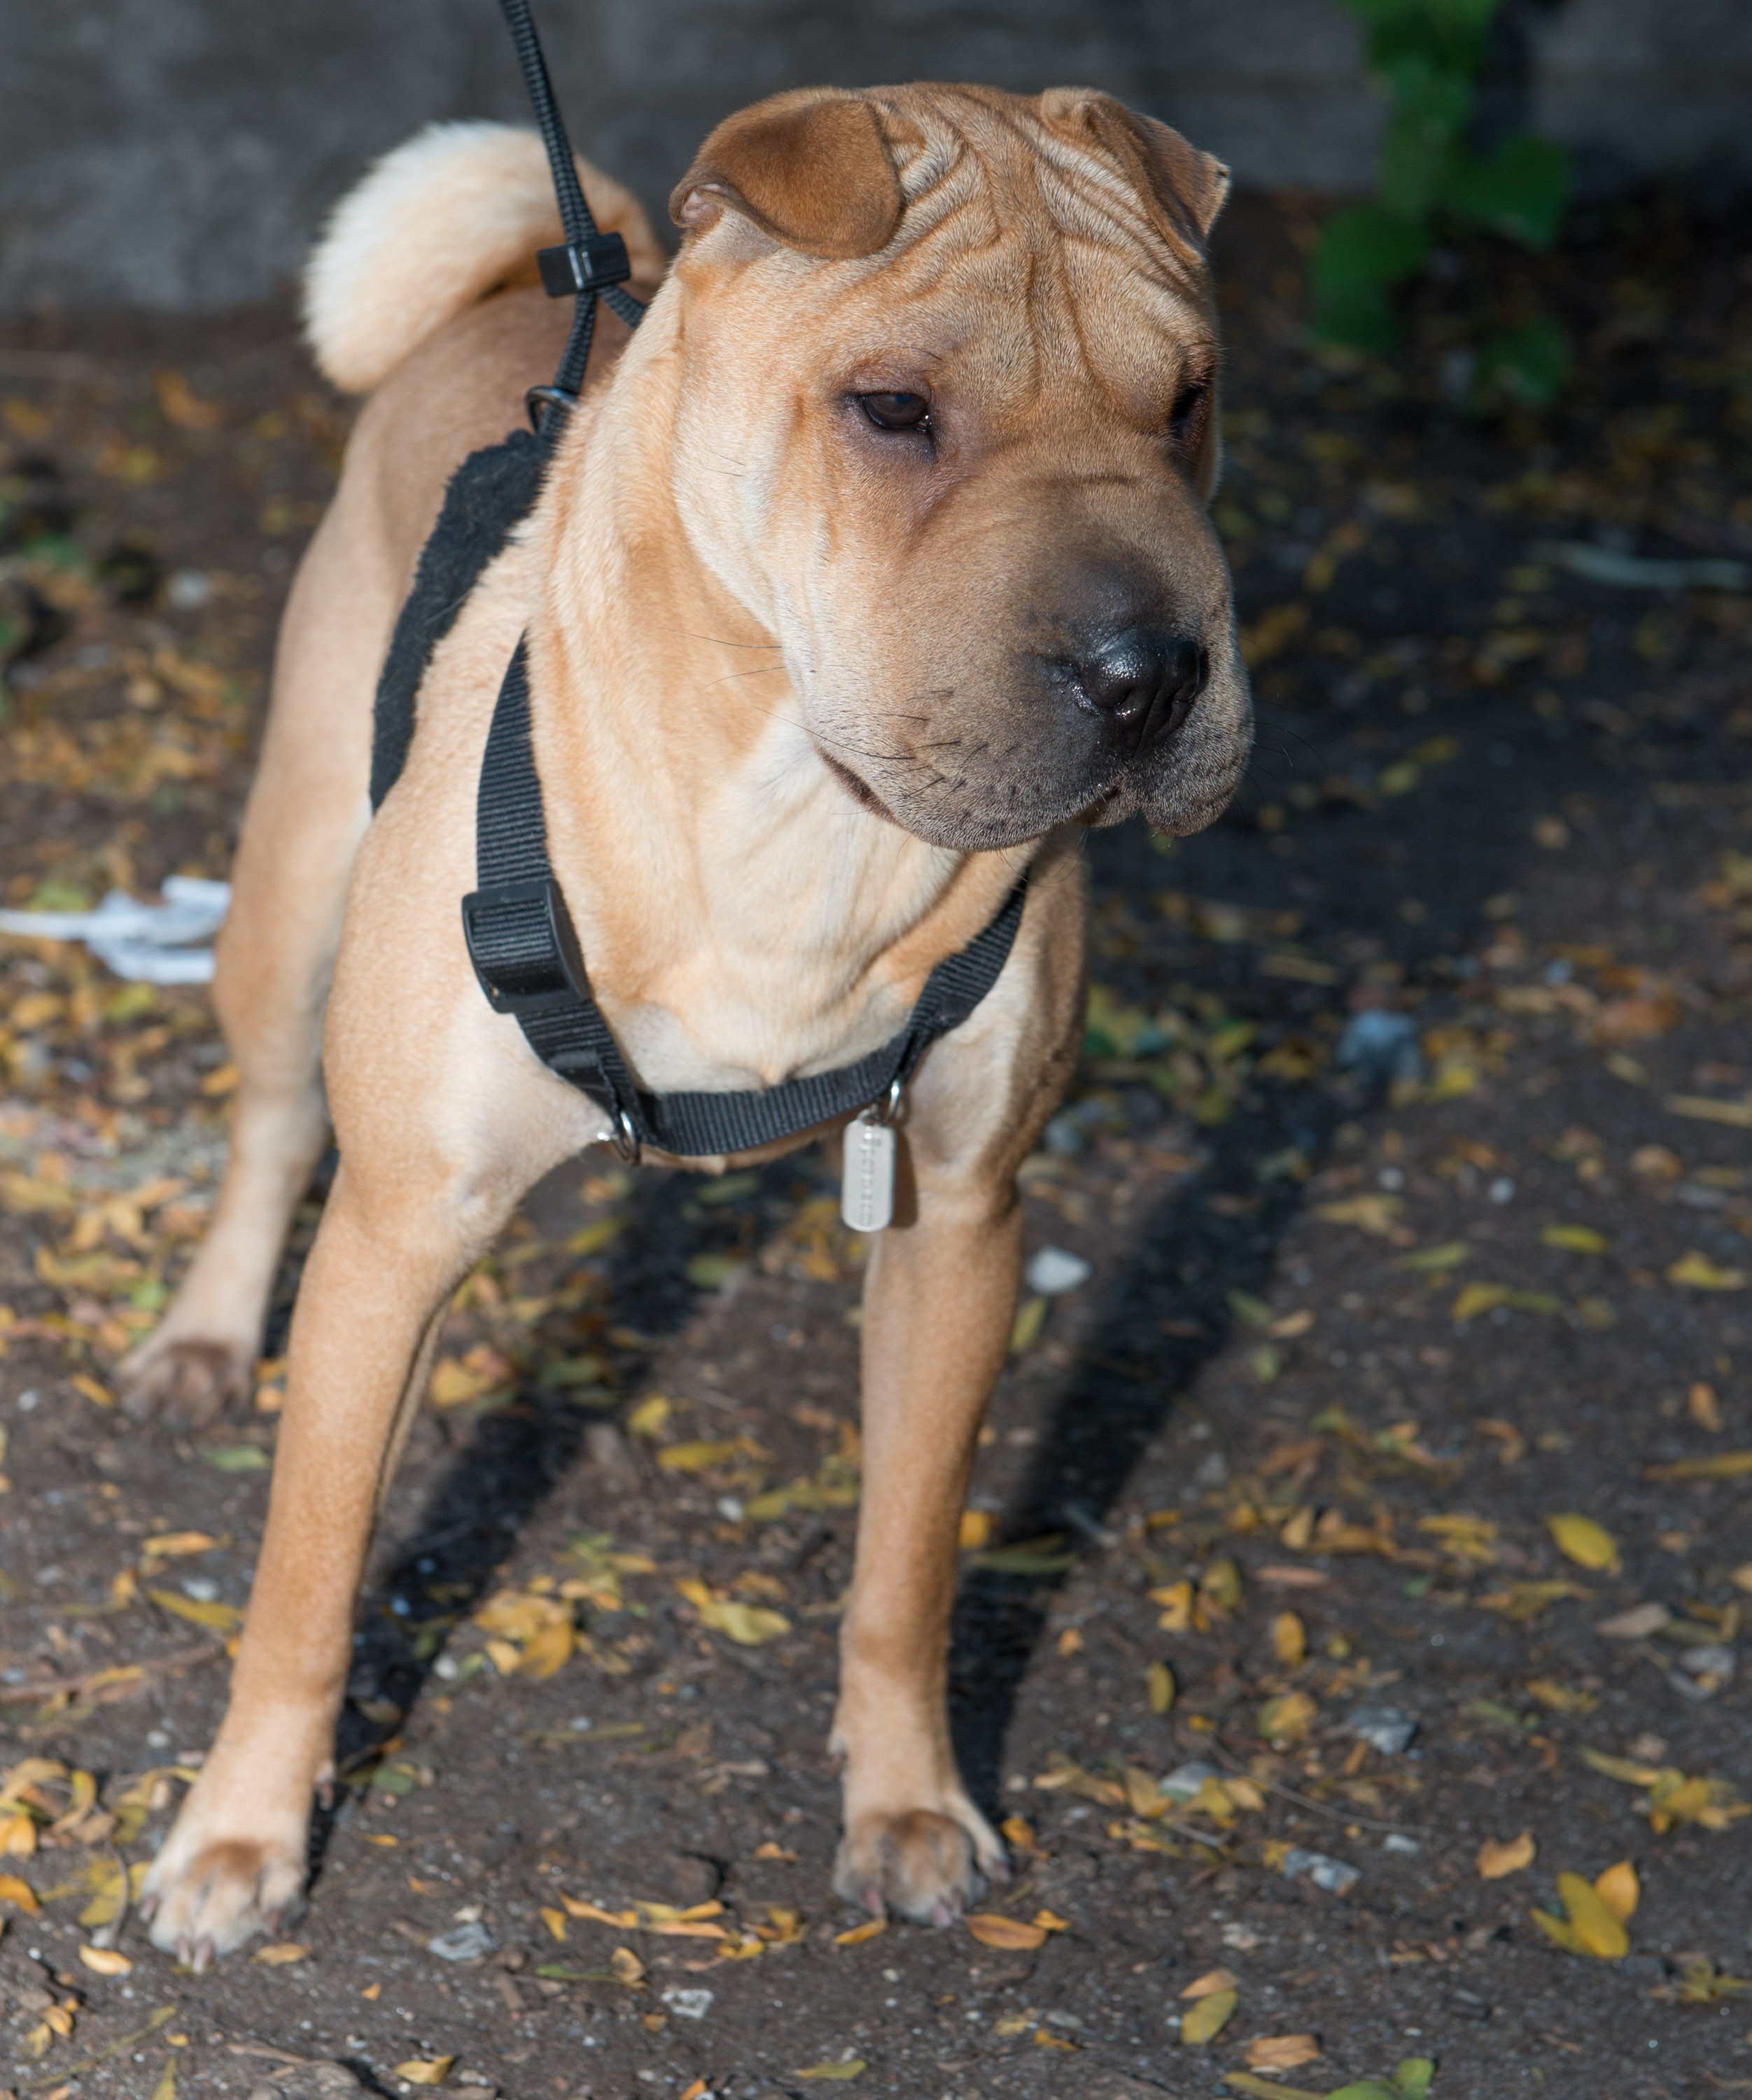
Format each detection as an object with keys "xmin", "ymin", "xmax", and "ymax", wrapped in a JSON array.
[{"xmin": 117, "ymin": 500, "xmax": 391, "ymax": 1427}]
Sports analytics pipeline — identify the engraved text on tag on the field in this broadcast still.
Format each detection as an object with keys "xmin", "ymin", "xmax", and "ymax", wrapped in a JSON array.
[{"xmin": 841, "ymin": 1114, "xmax": 895, "ymax": 1233}]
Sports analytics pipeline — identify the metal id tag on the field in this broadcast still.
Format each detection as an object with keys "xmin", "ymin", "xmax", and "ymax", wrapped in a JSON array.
[{"xmin": 841, "ymin": 1112, "xmax": 896, "ymax": 1233}]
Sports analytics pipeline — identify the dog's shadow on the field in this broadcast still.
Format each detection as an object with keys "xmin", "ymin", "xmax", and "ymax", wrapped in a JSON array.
[
  {"xmin": 330, "ymin": 1163, "xmax": 795, "ymax": 1772},
  {"xmin": 944, "ymin": 699, "xmax": 1587, "ymax": 1806}
]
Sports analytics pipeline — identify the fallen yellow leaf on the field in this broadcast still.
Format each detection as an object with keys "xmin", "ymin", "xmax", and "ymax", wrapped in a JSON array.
[
  {"xmin": 692, "ymin": 1595, "xmax": 791, "ymax": 1647},
  {"xmin": 1648, "ymin": 1450, "xmax": 1752, "ymax": 1482},
  {"xmin": 394, "ymin": 2059, "xmax": 454, "ymax": 2087},
  {"xmin": 428, "ymin": 1357, "xmax": 497, "ymax": 1408},
  {"xmin": 1256, "ymin": 1690, "xmax": 1317, "ymax": 1742},
  {"xmin": 626, "ymin": 1394, "xmax": 671, "ymax": 1440},
  {"xmin": 1595, "ymin": 1858, "xmax": 1639, "ymax": 1922},
  {"xmin": 1536, "ymin": 1871, "xmax": 1631, "ymax": 1959},
  {"xmin": 966, "ymin": 1912, "xmax": 1046, "ymax": 1951},
  {"xmin": 147, "ymin": 1588, "xmax": 244, "ymax": 1634},
  {"xmin": 1152, "ymin": 1578, "xmax": 1195, "ymax": 1632},
  {"xmin": 1525, "ymin": 1677, "xmax": 1597, "ymax": 1715},
  {"xmin": 833, "ymin": 1917, "xmax": 888, "ymax": 1947},
  {"xmin": 610, "ymin": 1946, "xmax": 645, "ymax": 1986},
  {"xmin": 0, "ymin": 1874, "xmax": 41, "ymax": 1912},
  {"xmin": 77, "ymin": 1945, "xmax": 132, "ymax": 1975},
  {"xmin": 1477, "ymin": 1831, "xmax": 1535, "ymax": 1879},
  {"xmin": 142, "ymin": 1531, "xmax": 221, "ymax": 1559},
  {"xmin": 1182, "ymin": 1988, "xmax": 1238, "ymax": 2045},
  {"xmin": 958, "ymin": 1509, "xmax": 993, "ymax": 1550},
  {"xmin": 1688, "ymin": 1381, "xmax": 1723, "ymax": 1432},
  {"xmin": 1544, "ymin": 1513, "xmax": 1619, "ymax": 1572},
  {"xmin": 1666, "ymin": 1094, "xmax": 1752, "ymax": 1129},
  {"xmin": 1316, "ymin": 1194, "xmax": 1404, "ymax": 1236},
  {"xmin": 656, "ymin": 1439, "xmax": 741, "ymax": 1474},
  {"xmin": 251, "ymin": 1942, "xmax": 307, "ymax": 1965},
  {"xmin": 1273, "ymin": 1611, "xmax": 1308, "ymax": 1666},
  {"xmin": 1146, "ymin": 1660, "xmax": 1176, "ymax": 1713},
  {"xmin": 792, "ymin": 2063, "xmax": 867, "ymax": 2082},
  {"xmin": 1667, "ymin": 1250, "xmax": 1747, "ymax": 1291},
  {"xmin": 1452, "ymin": 1282, "xmax": 1562, "ymax": 1322},
  {"xmin": 1244, "ymin": 2035, "xmax": 1320, "ymax": 2071},
  {"xmin": 1182, "ymin": 1966, "xmax": 1240, "ymax": 2000}
]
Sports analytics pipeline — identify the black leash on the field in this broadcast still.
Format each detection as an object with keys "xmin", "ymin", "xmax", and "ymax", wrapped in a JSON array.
[
  {"xmin": 370, "ymin": 0, "xmax": 1030, "ymax": 1175},
  {"xmin": 498, "ymin": 0, "xmax": 645, "ymax": 421}
]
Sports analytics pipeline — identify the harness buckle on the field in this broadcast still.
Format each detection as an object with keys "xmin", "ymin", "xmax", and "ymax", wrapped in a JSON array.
[
  {"xmin": 461, "ymin": 876, "xmax": 589, "ymax": 1016},
  {"xmin": 536, "ymin": 232, "xmax": 633, "ymax": 298},
  {"xmin": 525, "ymin": 383, "xmax": 578, "ymax": 433}
]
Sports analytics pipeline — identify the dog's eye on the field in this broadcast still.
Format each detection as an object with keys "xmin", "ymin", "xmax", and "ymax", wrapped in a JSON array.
[
  {"xmin": 860, "ymin": 391, "xmax": 931, "ymax": 433},
  {"xmin": 1170, "ymin": 379, "xmax": 1211, "ymax": 449}
]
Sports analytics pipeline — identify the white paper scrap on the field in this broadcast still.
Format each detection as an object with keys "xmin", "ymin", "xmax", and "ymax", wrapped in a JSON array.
[{"xmin": 0, "ymin": 876, "xmax": 230, "ymax": 984}]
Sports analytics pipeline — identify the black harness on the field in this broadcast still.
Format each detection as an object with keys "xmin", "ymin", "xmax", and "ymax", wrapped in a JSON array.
[{"xmin": 368, "ymin": 0, "xmax": 1028, "ymax": 1164}]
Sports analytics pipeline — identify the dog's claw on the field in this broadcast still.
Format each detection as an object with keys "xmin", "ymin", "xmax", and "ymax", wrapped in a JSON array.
[
  {"xmin": 137, "ymin": 1891, "xmax": 158, "ymax": 1922},
  {"xmin": 836, "ymin": 1805, "xmax": 997, "ymax": 1925},
  {"xmin": 115, "ymin": 1336, "xmax": 252, "ymax": 1429}
]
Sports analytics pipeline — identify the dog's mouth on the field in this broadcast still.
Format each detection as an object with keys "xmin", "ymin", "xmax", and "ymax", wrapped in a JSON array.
[
  {"xmin": 817, "ymin": 748, "xmax": 903, "ymax": 826},
  {"xmin": 817, "ymin": 735, "xmax": 1143, "ymax": 850}
]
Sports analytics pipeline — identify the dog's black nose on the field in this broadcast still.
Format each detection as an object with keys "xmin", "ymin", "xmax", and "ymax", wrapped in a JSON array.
[{"xmin": 1076, "ymin": 629, "xmax": 1207, "ymax": 752}]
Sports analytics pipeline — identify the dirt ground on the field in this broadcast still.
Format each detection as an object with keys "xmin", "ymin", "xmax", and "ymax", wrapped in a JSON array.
[{"xmin": 1, "ymin": 189, "xmax": 1750, "ymax": 2100}]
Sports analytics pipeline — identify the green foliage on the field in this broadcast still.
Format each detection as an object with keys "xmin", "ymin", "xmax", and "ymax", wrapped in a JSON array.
[
  {"xmin": 1476, "ymin": 315, "xmax": 1570, "ymax": 405},
  {"xmin": 1312, "ymin": 0, "xmax": 1571, "ymax": 391}
]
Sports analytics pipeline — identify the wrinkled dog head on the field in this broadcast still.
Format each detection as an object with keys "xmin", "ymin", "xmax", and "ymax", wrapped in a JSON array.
[{"xmin": 666, "ymin": 84, "xmax": 1251, "ymax": 851}]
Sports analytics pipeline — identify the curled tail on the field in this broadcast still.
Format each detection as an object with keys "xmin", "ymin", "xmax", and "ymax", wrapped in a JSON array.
[{"xmin": 302, "ymin": 120, "xmax": 666, "ymax": 395}]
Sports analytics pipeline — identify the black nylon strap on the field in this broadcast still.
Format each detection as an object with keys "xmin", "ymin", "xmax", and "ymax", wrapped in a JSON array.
[
  {"xmin": 463, "ymin": 643, "xmax": 1030, "ymax": 1158},
  {"xmin": 370, "ymin": 430, "xmax": 547, "ymax": 811},
  {"xmin": 381, "ymin": 0, "xmax": 1025, "ymax": 1163}
]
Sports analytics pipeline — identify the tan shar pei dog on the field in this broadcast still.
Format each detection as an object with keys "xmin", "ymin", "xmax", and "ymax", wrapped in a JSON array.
[{"xmin": 116, "ymin": 83, "xmax": 1252, "ymax": 1963}]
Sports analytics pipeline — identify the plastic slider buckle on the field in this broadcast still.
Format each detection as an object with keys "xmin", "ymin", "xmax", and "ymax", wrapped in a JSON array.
[
  {"xmin": 461, "ymin": 877, "xmax": 588, "ymax": 1016},
  {"xmin": 536, "ymin": 232, "xmax": 632, "ymax": 298}
]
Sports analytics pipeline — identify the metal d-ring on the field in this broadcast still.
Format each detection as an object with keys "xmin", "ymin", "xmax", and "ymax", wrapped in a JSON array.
[
  {"xmin": 870, "ymin": 1074, "xmax": 904, "ymax": 1128},
  {"xmin": 607, "ymin": 1100, "xmax": 641, "ymax": 1164}
]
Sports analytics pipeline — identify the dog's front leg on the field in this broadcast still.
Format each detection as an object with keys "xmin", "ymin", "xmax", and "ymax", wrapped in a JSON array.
[
  {"xmin": 138, "ymin": 1154, "xmax": 507, "ymax": 1968},
  {"xmin": 829, "ymin": 846, "xmax": 1085, "ymax": 1924},
  {"xmin": 830, "ymin": 1171, "xmax": 1023, "ymax": 1921}
]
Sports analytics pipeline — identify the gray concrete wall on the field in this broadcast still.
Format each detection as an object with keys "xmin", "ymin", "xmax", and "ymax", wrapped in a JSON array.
[{"xmin": 1, "ymin": 0, "xmax": 1747, "ymax": 314}]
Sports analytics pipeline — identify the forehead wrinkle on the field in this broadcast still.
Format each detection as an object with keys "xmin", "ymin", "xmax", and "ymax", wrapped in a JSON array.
[{"xmin": 876, "ymin": 90, "xmax": 1212, "ymax": 307}]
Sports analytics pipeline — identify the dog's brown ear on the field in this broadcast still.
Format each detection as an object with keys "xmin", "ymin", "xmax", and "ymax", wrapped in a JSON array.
[
  {"xmin": 1039, "ymin": 88, "xmax": 1230, "ymax": 255},
  {"xmin": 671, "ymin": 89, "xmax": 904, "ymax": 259}
]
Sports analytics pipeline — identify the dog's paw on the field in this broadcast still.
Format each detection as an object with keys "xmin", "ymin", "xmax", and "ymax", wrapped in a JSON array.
[
  {"xmin": 832, "ymin": 1802, "xmax": 1006, "ymax": 1925},
  {"xmin": 139, "ymin": 1823, "xmax": 306, "ymax": 1970},
  {"xmin": 116, "ymin": 1336, "xmax": 253, "ymax": 1428}
]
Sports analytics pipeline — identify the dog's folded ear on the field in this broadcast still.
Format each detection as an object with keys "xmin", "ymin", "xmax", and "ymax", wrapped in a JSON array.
[
  {"xmin": 671, "ymin": 89, "xmax": 904, "ymax": 259},
  {"xmin": 1038, "ymin": 88, "xmax": 1230, "ymax": 257}
]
